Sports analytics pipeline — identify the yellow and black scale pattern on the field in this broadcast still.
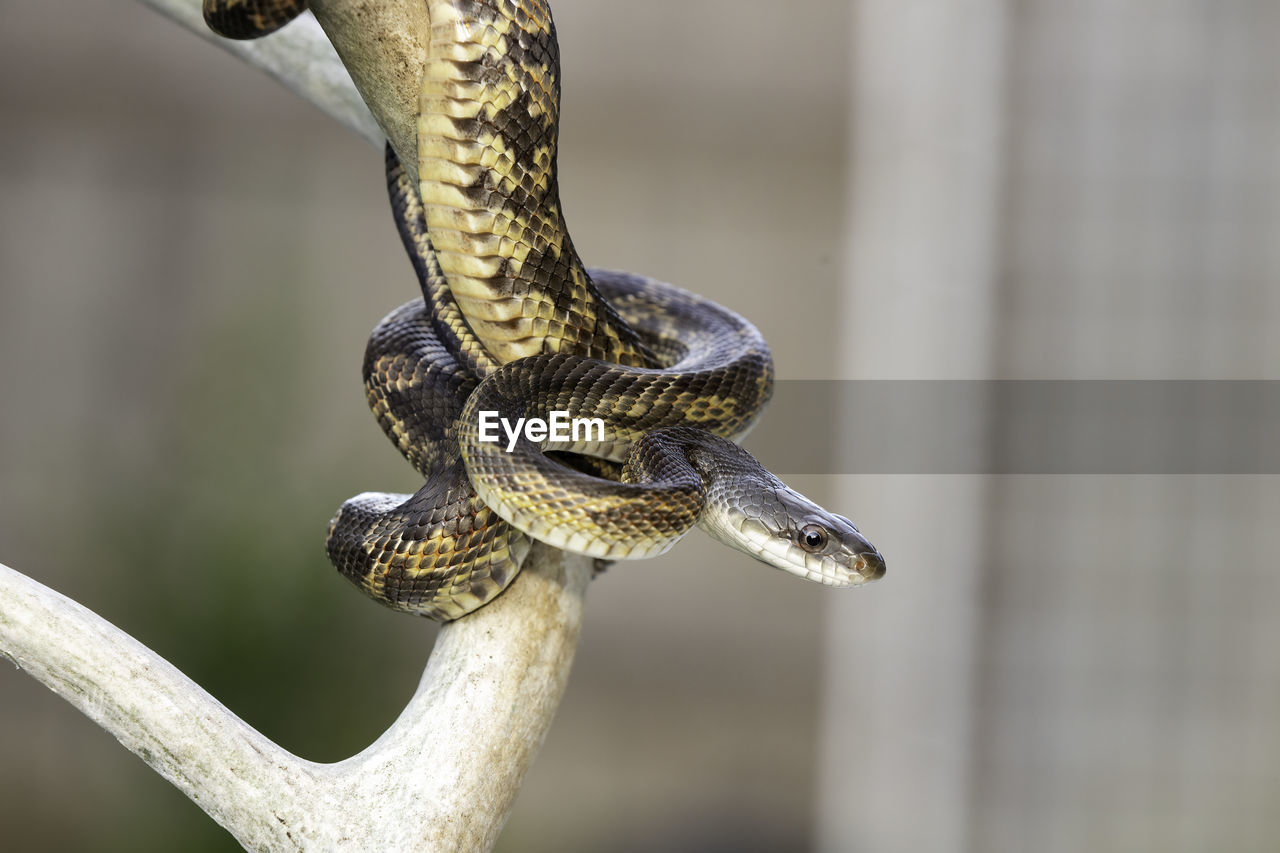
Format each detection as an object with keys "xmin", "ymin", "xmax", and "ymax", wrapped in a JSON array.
[
  {"xmin": 203, "ymin": 0, "xmax": 306, "ymax": 40},
  {"xmin": 418, "ymin": 0, "xmax": 657, "ymax": 367},
  {"xmin": 203, "ymin": 0, "xmax": 883, "ymax": 620},
  {"xmin": 328, "ymin": 151, "xmax": 772, "ymax": 618}
]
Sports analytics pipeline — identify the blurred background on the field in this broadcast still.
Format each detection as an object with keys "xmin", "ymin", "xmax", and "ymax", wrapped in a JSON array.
[{"xmin": 0, "ymin": 1, "xmax": 1276, "ymax": 851}]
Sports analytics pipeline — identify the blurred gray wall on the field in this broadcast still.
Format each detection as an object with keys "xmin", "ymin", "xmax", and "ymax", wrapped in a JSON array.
[{"xmin": 822, "ymin": 2, "xmax": 1280, "ymax": 853}]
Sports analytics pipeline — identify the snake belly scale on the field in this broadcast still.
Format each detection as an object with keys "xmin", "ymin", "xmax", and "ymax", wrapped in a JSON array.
[{"xmin": 203, "ymin": 0, "xmax": 885, "ymax": 620}]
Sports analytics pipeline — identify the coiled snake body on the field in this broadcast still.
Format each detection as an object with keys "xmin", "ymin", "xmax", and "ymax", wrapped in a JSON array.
[{"xmin": 205, "ymin": 0, "xmax": 885, "ymax": 620}]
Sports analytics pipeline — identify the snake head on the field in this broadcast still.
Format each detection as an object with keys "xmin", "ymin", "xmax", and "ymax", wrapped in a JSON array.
[
  {"xmin": 684, "ymin": 435, "xmax": 886, "ymax": 587},
  {"xmin": 721, "ymin": 491, "xmax": 886, "ymax": 587},
  {"xmin": 796, "ymin": 511, "xmax": 887, "ymax": 586}
]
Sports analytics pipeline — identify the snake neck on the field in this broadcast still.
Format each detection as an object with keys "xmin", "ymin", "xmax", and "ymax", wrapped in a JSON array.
[
  {"xmin": 625, "ymin": 427, "xmax": 886, "ymax": 586},
  {"xmin": 418, "ymin": 0, "xmax": 657, "ymax": 369},
  {"xmin": 386, "ymin": 145, "xmax": 502, "ymax": 378},
  {"xmin": 622, "ymin": 426, "xmax": 776, "ymax": 538}
]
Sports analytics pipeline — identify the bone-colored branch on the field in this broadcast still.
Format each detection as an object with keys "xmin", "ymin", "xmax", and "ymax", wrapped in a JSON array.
[
  {"xmin": 2, "ymin": 548, "xmax": 591, "ymax": 850},
  {"xmin": 138, "ymin": 0, "xmax": 427, "ymax": 181},
  {"xmin": 307, "ymin": 0, "xmax": 431, "ymax": 183},
  {"xmin": 4, "ymin": 2, "xmax": 593, "ymax": 850},
  {"xmin": 0, "ymin": 562, "xmax": 307, "ymax": 847},
  {"xmin": 139, "ymin": 0, "xmax": 379, "ymax": 149}
]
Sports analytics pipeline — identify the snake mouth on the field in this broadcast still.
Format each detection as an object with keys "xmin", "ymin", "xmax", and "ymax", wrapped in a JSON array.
[
  {"xmin": 808, "ymin": 548, "xmax": 885, "ymax": 587},
  {"xmin": 727, "ymin": 523, "xmax": 886, "ymax": 587}
]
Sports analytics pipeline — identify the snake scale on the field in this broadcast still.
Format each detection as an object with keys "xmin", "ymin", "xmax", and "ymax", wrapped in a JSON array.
[{"xmin": 204, "ymin": 0, "xmax": 885, "ymax": 620}]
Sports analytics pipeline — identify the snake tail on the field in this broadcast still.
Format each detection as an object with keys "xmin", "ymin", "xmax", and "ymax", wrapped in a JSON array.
[{"xmin": 202, "ymin": 0, "xmax": 308, "ymax": 39}]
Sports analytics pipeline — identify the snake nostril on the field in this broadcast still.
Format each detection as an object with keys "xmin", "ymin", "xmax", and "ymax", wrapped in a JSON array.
[{"xmin": 853, "ymin": 550, "xmax": 887, "ymax": 582}]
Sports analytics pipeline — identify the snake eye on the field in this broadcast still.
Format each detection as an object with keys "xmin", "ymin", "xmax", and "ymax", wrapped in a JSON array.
[{"xmin": 800, "ymin": 524, "xmax": 828, "ymax": 553}]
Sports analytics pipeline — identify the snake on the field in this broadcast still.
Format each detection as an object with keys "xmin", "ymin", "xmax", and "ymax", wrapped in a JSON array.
[{"xmin": 204, "ymin": 0, "xmax": 886, "ymax": 620}]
